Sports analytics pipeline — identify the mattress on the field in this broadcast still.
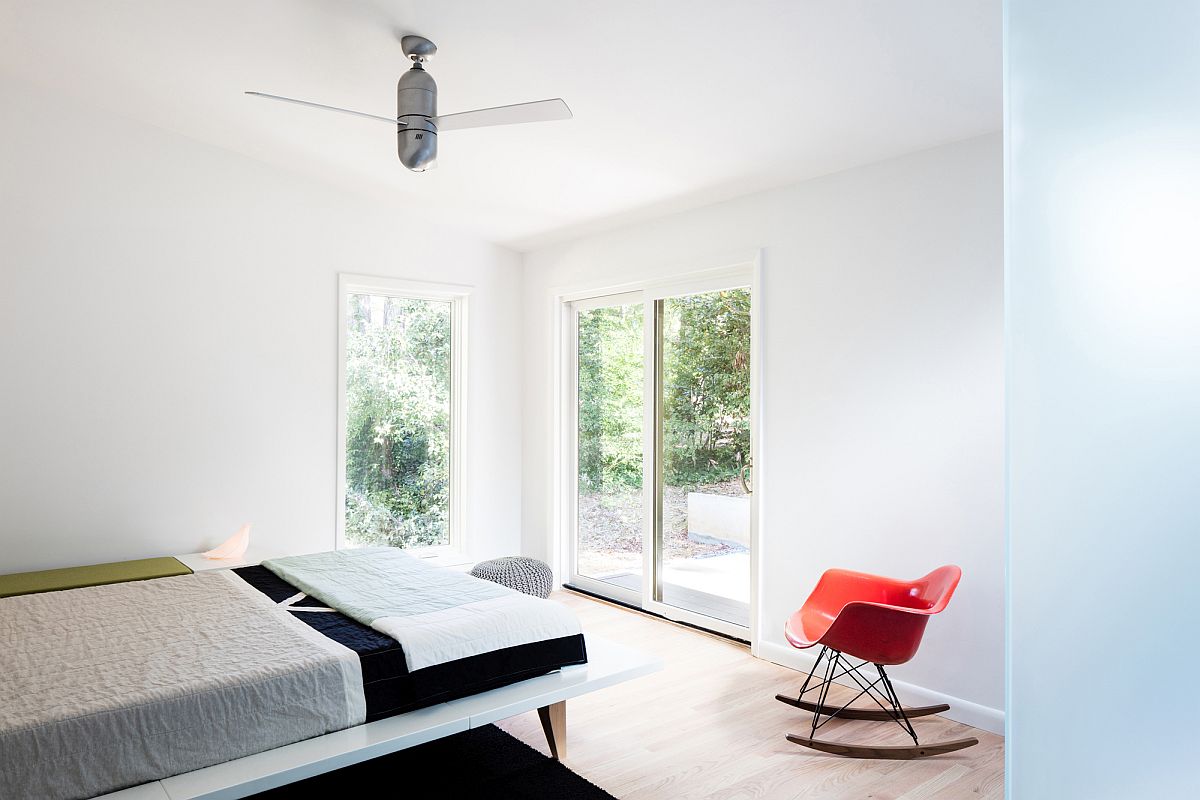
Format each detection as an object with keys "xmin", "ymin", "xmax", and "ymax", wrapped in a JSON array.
[{"xmin": 234, "ymin": 565, "xmax": 588, "ymax": 722}]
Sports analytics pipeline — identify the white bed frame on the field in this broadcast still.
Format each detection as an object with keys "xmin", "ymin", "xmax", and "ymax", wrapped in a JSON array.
[{"xmin": 98, "ymin": 636, "xmax": 660, "ymax": 800}]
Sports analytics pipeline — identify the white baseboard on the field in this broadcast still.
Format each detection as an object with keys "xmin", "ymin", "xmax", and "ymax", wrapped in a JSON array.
[{"xmin": 755, "ymin": 641, "xmax": 1004, "ymax": 736}]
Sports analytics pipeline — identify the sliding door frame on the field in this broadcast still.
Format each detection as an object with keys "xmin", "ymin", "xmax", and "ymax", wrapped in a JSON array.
[
  {"xmin": 554, "ymin": 253, "xmax": 763, "ymax": 645},
  {"xmin": 640, "ymin": 270, "xmax": 757, "ymax": 639}
]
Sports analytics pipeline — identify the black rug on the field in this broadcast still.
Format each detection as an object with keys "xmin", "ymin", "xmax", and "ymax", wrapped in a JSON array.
[{"xmin": 249, "ymin": 724, "xmax": 618, "ymax": 799}]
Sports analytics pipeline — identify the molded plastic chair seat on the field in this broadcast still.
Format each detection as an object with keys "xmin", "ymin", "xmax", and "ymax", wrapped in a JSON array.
[{"xmin": 783, "ymin": 566, "xmax": 961, "ymax": 665}]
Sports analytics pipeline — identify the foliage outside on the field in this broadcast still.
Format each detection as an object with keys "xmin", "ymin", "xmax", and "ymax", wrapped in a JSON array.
[
  {"xmin": 661, "ymin": 289, "xmax": 752, "ymax": 487},
  {"xmin": 344, "ymin": 294, "xmax": 451, "ymax": 548},
  {"xmin": 577, "ymin": 304, "xmax": 645, "ymax": 494},
  {"xmin": 577, "ymin": 289, "xmax": 751, "ymax": 577}
]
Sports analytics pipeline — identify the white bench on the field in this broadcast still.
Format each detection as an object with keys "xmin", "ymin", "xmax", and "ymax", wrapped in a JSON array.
[{"xmin": 99, "ymin": 635, "xmax": 660, "ymax": 800}]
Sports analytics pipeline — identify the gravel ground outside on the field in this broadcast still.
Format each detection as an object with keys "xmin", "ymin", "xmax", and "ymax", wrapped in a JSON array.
[{"xmin": 577, "ymin": 479, "xmax": 747, "ymax": 578}]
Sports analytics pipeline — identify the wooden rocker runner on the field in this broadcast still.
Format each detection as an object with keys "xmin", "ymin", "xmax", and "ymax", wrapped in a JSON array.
[{"xmin": 775, "ymin": 565, "xmax": 978, "ymax": 759}]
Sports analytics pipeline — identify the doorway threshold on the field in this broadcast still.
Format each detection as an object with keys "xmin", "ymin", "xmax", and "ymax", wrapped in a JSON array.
[{"xmin": 562, "ymin": 583, "xmax": 750, "ymax": 646}]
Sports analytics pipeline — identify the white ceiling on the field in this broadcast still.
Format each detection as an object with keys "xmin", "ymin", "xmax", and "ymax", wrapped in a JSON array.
[{"xmin": 0, "ymin": 1, "xmax": 1000, "ymax": 250}]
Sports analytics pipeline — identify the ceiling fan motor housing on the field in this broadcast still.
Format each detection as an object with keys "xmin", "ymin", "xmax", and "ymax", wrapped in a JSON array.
[{"xmin": 397, "ymin": 64, "xmax": 437, "ymax": 171}]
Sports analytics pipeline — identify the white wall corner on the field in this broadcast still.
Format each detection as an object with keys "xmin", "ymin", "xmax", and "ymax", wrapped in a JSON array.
[{"xmin": 757, "ymin": 641, "xmax": 1004, "ymax": 736}]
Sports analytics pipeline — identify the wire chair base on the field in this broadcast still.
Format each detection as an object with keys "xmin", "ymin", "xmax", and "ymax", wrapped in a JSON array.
[{"xmin": 775, "ymin": 646, "xmax": 979, "ymax": 760}]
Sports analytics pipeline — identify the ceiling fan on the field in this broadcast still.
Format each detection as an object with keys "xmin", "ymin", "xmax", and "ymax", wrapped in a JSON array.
[{"xmin": 246, "ymin": 35, "xmax": 571, "ymax": 172}]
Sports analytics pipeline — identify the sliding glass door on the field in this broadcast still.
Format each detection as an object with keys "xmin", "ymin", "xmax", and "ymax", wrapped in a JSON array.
[
  {"xmin": 567, "ymin": 272, "xmax": 755, "ymax": 638},
  {"xmin": 652, "ymin": 288, "xmax": 752, "ymax": 628},
  {"xmin": 571, "ymin": 293, "xmax": 645, "ymax": 602}
]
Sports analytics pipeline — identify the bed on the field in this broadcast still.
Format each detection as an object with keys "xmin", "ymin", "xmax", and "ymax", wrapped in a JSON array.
[{"xmin": 0, "ymin": 548, "xmax": 593, "ymax": 800}]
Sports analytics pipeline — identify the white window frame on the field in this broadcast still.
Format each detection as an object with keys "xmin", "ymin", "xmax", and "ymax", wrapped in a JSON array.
[{"xmin": 336, "ymin": 273, "xmax": 470, "ymax": 555}]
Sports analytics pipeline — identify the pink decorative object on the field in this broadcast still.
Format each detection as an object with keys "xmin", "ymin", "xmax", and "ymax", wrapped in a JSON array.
[{"xmin": 203, "ymin": 524, "xmax": 251, "ymax": 560}]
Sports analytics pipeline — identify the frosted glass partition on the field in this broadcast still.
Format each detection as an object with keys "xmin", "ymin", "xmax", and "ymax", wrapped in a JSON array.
[{"xmin": 1007, "ymin": 2, "xmax": 1200, "ymax": 797}]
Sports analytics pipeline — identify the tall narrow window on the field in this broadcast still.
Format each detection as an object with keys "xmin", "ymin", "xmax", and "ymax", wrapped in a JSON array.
[{"xmin": 338, "ymin": 276, "xmax": 466, "ymax": 550}]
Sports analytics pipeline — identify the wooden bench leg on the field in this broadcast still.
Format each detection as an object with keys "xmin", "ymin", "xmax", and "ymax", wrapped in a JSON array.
[{"xmin": 537, "ymin": 701, "xmax": 567, "ymax": 760}]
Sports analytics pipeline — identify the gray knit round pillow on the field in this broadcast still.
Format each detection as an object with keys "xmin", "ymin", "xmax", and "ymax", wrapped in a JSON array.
[{"xmin": 470, "ymin": 556, "xmax": 553, "ymax": 598}]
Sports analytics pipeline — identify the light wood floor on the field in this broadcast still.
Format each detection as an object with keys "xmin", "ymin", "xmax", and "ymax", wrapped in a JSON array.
[{"xmin": 498, "ymin": 591, "xmax": 1004, "ymax": 800}]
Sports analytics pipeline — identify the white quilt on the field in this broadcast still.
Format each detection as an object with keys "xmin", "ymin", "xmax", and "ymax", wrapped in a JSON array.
[
  {"xmin": 0, "ymin": 570, "xmax": 366, "ymax": 800},
  {"xmin": 263, "ymin": 548, "xmax": 583, "ymax": 671}
]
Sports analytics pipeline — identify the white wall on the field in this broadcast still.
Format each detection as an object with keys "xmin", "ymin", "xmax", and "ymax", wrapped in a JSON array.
[
  {"xmin": 1007, "ymin": 3, "xmax": 1200, "ymax": 797},
  {"xmin": 0, "ymin": 76, "xmax": 523, "ymax": 572},
  {"xmin": 522, "ymin": 134, "xmax": 1004, "ymax": 726}
]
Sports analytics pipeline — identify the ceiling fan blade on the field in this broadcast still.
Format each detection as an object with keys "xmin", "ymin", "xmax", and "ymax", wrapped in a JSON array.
[
  {"xmin": 245, "ymin": 92, "xmax": 403, "ymax": 127},
  {"xmin": 434, "ymin": 98, "xmax": 572, "ymax": 132}
]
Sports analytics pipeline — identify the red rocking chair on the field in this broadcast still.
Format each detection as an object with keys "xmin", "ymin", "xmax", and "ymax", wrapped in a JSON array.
[{"xmin": 775, "ymin": 565, "xmax": 979, "ymax": 759}]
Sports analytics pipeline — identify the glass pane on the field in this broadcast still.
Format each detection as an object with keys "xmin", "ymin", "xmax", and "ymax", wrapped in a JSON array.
[
  {"xmin": 658, "ymin": 287, "xmax": 751, "ymax": 627},
  {"xmin": 344, "ymin": 293, "xmax": 452, "ymax": 548},
  {"xmin": 576, "ymin": 302, "xmax": 644, "ymax": 587}
]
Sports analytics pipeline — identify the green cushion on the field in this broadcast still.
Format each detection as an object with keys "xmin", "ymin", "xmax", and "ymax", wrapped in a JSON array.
[{"xmin": 0, "ymin": 557, "xmax": 193, "ymax": 598}]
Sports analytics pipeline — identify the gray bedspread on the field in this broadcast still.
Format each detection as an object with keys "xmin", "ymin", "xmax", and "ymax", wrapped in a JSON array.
[{"xmin": 0, "ymin": 570, "xmax": 366, "ymax": 800}]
